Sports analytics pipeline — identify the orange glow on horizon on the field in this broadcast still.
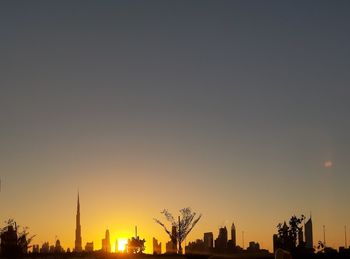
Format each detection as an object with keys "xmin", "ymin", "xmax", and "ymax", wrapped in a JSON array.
[{"xmin": 117, "ymin": 238, "xmax": 128, "ymax": 252}]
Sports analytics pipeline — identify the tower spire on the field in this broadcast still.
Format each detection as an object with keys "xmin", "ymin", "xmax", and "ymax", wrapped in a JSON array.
[
  {"xmin": 231, "ymin": 221, "xmax": 236, "ymax": 248},
  {"xmin": 345, "ymin": 225, "xmax": 347, "ymax": 248},
  {"xmin": 74, "ymin": 192, "xmax": 82, "ymax": 252},
  {"xmin": 77, "ymin": 191, "xmax": 80, "ymax": 213}
]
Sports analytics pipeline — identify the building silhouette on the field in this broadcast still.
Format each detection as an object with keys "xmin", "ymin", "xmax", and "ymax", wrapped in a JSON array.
[
  {"xmin": 273, "ymin": 221, "xmax": 289, "ymax": 252},
  {"xmin": 32, "ymin": 245, "xmax": 39, "ymax": 253},
  {"xmin": 215, "ymin": 226, "xmax": 228, "ymax": 252},
  {"xmin": 247, "ymin": 241, "xmax": 260, "ymax": 252},
  {"xmin": 273, "ymin": 234, "xmax": 278, "ymax": 253},
  {"xmin": 165, "ymin": 226, "xmax": 177, "ymax": 253},
  {"xmin": 102, "ymin": 229, "xmax": 111, "ymax": 252},
  {"xmin": 166, "ymin": 240, "xmax": 176, "ymax": 253},
  {"xmin": 227, "ymin": 222, "xmax": 236, "ymax": 251},
  {"xmin": 231, "ymin": 222, "xmax": 236, "ymax": 248},
  {"xmin": 298, "ymin": 226, "xmax": 304, "ymax": 247},
  {"xmin": 85, "ymin": 242, "xmax": 94, "ymax": 252},
  {"xmin": 40, "ymin": 242, "xmax": 49, "ymax": 253},
  {"xmin": 185, "ymin": 239, "xmax": 205, "ymax": 254},
  {"xmin": 305, "ymin": 216, "xmax": 313, "ymax": 249},
  {"xmin": 204, "ymin": 232, "xmax": 213, "ymax": 251},
  {"xmin": 74, "ymin": 193, "xmax": 82, "ymax": 252},
  {"xmin": 54, "ymin": 239, "xmax": 64, "ymax": 253},
  {"xmin": 153, "ymin": 237, "xmax": 161, "ymax": 254}
]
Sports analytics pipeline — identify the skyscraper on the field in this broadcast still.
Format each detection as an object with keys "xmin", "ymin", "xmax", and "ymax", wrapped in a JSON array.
[
  {"xmin": 85, "ymin": 242, "xmax": 94, "ymax": 252},
  {"xmin": 305, "ymin": 216, "xmax": 313, "ymax": 249},
  {"xmin": 215, "ymin": 226, "xmax": 228, "ymax": 252},
  {"xmin": 74, "ymin": 193, "xmax": 82, "ymax": 252},
  {"xmin": 231, "ymin": 222, "xmax": 236, "ymax": 248},
  {"xmin": 102, "ymin": 229, "xmax": 111, "ymax": 252},
  {"xmin": 298, "ymin": 226, "xmax": 304, "ymax": 246},
  {"xmin": 166, "ymin": 240, "xmax": 177, "ymax": 253},
  {"xmin": 204, "ymin": 232, "xmax": 214, "ymax": 250},
  {"xmin": 153, "ymin": 237, "xmax": 162, "ymax": 254},
  {"xmin": 273, "ymin": 234, "xmax": 278, "ymax": 253}
]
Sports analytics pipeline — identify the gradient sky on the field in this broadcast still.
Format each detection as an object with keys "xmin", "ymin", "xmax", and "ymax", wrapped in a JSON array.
[{"xmin": 1, "ymin": 0, "xmax": 350, "ymax": 253}]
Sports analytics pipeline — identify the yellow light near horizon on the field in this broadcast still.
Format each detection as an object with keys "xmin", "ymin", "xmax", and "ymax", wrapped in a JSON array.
[{"xmin": 118, "ymin": 238, "xmax": 128, "ymax": 252}]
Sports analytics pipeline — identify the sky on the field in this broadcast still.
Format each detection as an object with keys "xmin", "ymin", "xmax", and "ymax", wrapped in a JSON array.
[{"xmin": 1, "ymin": 0, "xmax": 350, "ymax": 253}]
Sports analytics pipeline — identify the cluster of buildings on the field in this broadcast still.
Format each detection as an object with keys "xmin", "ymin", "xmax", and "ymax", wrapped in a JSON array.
[
  {"xmin": 273, "ymin": 216, "xmax": 313, "ymax": 253},
  {"xmin": 153, "ymin": 238, "xmax": 161, "ymax": 254},
  {"xmin": 30, "ymin": 193, "xmax": 113, "ymax": 254},
  {"xmin": 7, "ymin": 194, "xmax": 348, "ymax": 256},
  {"xmin": 153, "ymin": 222, "xmax": 268, "ymax": 255},
  {"xmin": 185, "ymin": 222, "xmax": 267, "ymax": 254},
  {"xmin": 32, "ymin": 240, "xmax": 64, "ymax": 254},
  {"xmin": 273, "ymin": 216, "xmax": 350, "ymax": 255}
]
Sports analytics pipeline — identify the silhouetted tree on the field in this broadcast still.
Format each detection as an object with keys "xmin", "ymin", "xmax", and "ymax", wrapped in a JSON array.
[
  {"xmin": 0, "ymin": 219, "xmax": 35, "ymax": 258},
  {"xmin": 276, "ymin": 215, "xmax": 305, "ymax": 252},
  {"xmin": 154, "ymin": 207, "xmax": 201, "ymax": 254},
  {"xmin": 127, "ymin": 236, "xmax": 145, "ymax": 254}
]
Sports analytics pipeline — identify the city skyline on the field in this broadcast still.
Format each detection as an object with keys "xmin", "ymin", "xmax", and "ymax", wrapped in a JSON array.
[
  {"xmin": 1, "ymin": 0, "xmax": 350, "ymax": 255},
  {"xmin": 2, "ymin": 192, "xmax": 346, "ymax": 254}
]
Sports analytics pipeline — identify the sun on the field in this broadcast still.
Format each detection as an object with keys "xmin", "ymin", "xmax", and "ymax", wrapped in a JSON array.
[{"xmin": 117, "ymin": 238, "xmax": 128, "ymax": 252}]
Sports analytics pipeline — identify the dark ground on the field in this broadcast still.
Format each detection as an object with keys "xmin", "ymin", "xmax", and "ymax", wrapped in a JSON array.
[{"xmin": 1, "ymin": 252, "xmax": 350, "ymax": 259}]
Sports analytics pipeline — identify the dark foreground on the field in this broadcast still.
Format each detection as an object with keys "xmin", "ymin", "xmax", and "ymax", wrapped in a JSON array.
[{"xmin": 1, "ymin": 252, "xmax": 350, "ymax": 259}]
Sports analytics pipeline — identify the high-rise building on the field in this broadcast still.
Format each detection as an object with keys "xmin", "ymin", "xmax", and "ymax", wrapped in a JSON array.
[
  {"xmin": 85, "ymin": 242, "xmax": 94, "ymax": 252},
  {"xmin": 215, "ymin": 226, "xmax": 228, "ymax": 252},
  {"xmin": 273, "ymin": 234, "xmax": 278, "ymax": 253},
  {"xmin": 165, "ymin": 227, "xmax": 177, "ymax": 254},
  {"xmin": 231, "ymin": 222, "xmax": 236, "ymax": 248},
  {"xmin": 204, "ymin": 232, "xmax": 214, "ymax": 250},
  {"xmin": 305, "ymin": 216, "xmax": 313, "ymax": 249},
  {"xmin": 74, "ymin": 193, "xmax": 82, "ymax": 252},
  {"xmin": 185, "ymin": 239, "xmax": 205, "ymax": 254},
  {"xmin": 102, "ymin": 229, "xmax": 111, "ymax": 252},
  {"xmin": 166, "ymin": 240, "xmax": 177, "ymax": 253},
  {"xmin": 40, "ymin": 242, "xmax": 50, "ymax": 253},
  {"xmin": 247, "ymin": 241, "xmax": 260, "ymax": 252},
  {"xmin": 32, "ymin": 244, "xmax": 39, "ymax": 253},
  {"xmin": 298, "ymin": 226, "xmax": 304, "ymax": 246},
  {"xmin": 153, "ymin": 237, "xmax": 162, "ymax": 254},
  {"xmin": 171, "ymin": 226, "xmax": 177, "ymax": 242},
  {"xmin": 166, "ymin": 225, "xmax": 177, "ymax": 253},
  {"xmin": 54, "ymin": 239, "xmax": 64, "ymax": 253},
  {"xmin": 49, "ymin": 245, "xmax": 55, "ymax": 253}
]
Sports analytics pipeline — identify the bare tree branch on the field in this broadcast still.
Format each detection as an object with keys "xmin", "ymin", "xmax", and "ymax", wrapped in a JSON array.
[{"xmin": 154, "ymin": 207, "xmax": 201, "ymax": 254}]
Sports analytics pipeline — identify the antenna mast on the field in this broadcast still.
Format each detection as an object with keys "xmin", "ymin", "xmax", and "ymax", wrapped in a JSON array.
[
  {"xmin": 242, "ymin": 231, "xmax": 245, "ymax": 249},
  {"xmin": 345, "ymin": 225, "xmax": 348, "ymax": 248}
]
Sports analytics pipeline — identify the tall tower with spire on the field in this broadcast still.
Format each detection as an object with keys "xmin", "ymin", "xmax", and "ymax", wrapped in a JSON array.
[
  {"xmin": 231, "ymin": 222, "xmax": 236, "ymax": 248},
  {"xmin": 74, "ymin": 192, "xmax": 82, "ymax": 252}
]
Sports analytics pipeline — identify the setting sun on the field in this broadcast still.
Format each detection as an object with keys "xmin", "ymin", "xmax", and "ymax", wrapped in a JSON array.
[{"xmin": 117, "ymin": 238, "xmax": 128, "ymax": 252}]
